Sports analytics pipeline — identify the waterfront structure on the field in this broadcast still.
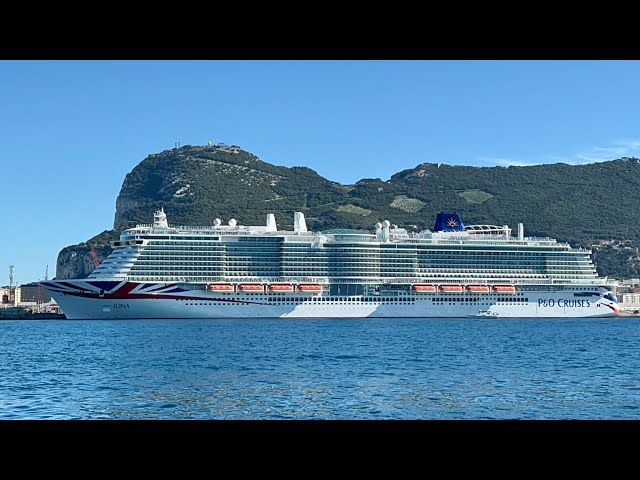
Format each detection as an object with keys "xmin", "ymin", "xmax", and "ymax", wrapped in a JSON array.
[
  {"xmin": 17, "ymin": 282, "xmax": 52, "ymax": 303},
  {"xmin": 0, "ymin": 286, "xmax": 10, "ymax": 305},
  {"xmin": 618, "ymin": 292, "xmax": 640, "ymax": 312},
  {"xmin": 42, "ymin": 209, "xmax": 619, "ymax": 319}
]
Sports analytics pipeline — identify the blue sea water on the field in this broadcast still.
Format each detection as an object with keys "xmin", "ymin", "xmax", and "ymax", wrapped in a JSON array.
[{"xmin": 1, "ymin": 317, "xmax": 639, "ymax": 419}]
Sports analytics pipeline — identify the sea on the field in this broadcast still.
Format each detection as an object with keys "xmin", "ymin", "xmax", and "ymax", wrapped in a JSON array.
[{"xmin": 1, "ymin": 317, "xmax": 639, "ymax": 420}]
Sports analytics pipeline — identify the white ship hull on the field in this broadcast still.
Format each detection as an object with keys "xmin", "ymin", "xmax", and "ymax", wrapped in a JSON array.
[{"xmin": 43, "ymin": 281, "xmax": 619, "ymax": 319}]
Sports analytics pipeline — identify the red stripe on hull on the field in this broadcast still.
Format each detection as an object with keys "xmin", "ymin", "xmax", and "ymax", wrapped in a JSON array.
[{"xmin": 59, "ymin": 290, "xmax": 268, "ymax": 304}]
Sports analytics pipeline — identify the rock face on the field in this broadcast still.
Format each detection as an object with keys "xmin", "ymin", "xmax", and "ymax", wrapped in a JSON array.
[
  {"xmin": 114, "ymin": 196, "xmax": 141, "ymax": 230},
  {"xmin": 55, "ymin": 145, "xmax": 640, "ymax": 279},
  {"xmin": 111, "ymin": 144, "xmax": 346, "ymax": 231},
  {"xmin": 55, "ymin": 242, "xmax": 113, "ymax": 280}
]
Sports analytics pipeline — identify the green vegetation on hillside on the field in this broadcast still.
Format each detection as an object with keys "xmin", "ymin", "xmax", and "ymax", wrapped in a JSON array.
[
  {"xmin": 337, "ymin": 204, "xmax": 372, "ymax": 216},
  {"xmin": 458, "ymin": 189, "xmax": 494, "ymax": 205},
  {"xmin": 390, "ymin": 195, "xmax": 425, "ymax": 213}
]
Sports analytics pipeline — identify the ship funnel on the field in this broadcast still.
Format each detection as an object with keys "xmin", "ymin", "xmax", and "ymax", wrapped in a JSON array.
[
  {"xmin": 518, "ymin": 223, "xmax": 524, "ymax": 241},
  {"xmin": 294, "ymin": 212, "xmax": 307, "ymax": 233},
  {"xmin": 153, "ymin": 208, "xmax": 168, "ymax": 228},
  {"xmin": 266, "ymin": 213, "xmax": 277, "ymax": 232},
  {"xmin": 433, "ymin": 212, "xmax": 465, "ymax": 232},
  {"xmin": 382, "ymin": 220, "xmax": 390, "ymax": 242}
]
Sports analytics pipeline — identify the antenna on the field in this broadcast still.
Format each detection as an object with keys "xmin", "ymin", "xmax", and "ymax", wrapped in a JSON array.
[{"xmin": 37, "ymin": 281, "xmax": 42, "ymax": 313}]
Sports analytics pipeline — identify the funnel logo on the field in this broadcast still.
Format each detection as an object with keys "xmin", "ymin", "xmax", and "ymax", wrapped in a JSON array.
[{"xmin": 447, "ymin": 218, "xmax": 458, "ymax": 227}]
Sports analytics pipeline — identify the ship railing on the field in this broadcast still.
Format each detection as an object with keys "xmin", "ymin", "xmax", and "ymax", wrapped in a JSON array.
[
  {"xmin": 122, "ymin": 275, "xmax": 612, "ymax": 286},
  {"xmin": 134, "ymin": 224, "xmax": 223, "ymax": 231},
  {"xmin": 407, "ymin": 239, "xmax": 564, "ymax": 247},
  {"xmin": 347, "ymin": 277, "xmax": 611, "ymax": 286},
  {"xmin": 151, "ymin": 276, "xmax": 332, "ymax": 284}
]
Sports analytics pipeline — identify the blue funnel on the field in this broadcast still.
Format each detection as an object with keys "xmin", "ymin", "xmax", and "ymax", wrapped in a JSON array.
[{"xmin": 433, "ymin": 212, "xmax": 465, "ymax": 232}]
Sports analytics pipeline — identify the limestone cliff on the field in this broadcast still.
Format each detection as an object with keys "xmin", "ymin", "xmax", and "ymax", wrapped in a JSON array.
[{"xmin": 55, "ymin": 244, "xmax": 112, "ymax": 280}]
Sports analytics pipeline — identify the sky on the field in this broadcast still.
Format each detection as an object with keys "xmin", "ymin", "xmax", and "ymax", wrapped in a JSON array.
[{"xmin": 2, "ymin": 59, "xmax": 640, "ymax": 285}]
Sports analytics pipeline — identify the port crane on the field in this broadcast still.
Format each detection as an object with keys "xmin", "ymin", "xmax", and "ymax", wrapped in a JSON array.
[{"xmin": 90, "ymin": 244, "xmax": 100, "ymax": 270}]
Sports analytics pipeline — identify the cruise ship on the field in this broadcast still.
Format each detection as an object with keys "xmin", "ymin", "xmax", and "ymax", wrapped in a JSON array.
[{"xmin": 42, "ymin": 209, "xmax": 619, "ymax": 319}]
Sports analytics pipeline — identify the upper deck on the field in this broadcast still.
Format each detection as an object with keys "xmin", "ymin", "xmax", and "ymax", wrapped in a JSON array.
[{"xmin": 119, "ymin": 209, "xmax": 578, "ymax": 250}]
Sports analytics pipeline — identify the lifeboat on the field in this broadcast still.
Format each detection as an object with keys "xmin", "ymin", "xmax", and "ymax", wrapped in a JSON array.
[
  {"xmin": 298, "ymin": 284, "xmax": 323, "ymax": 292},
  {"xmin": 439, "ymin": 284, "xmax": 464, "ymax": 292},
  {"xmin": 239, "ymin": 283, "xmax": 265, "ymax": 292},
  {"xmin": 466, "ymin": 284, "xmax": 490, "ymax": 293},
  {"xmin": 208, "ymin": 283, "xmax": 235, "ymax": 292},
  {"xmin": 269, "ymin": 283, "xmax": 294, "ymax": 292},
  {"xmin": 492, "ymin": 284, "xmax": 516, "ymax": 293},
  {"xmin": 412, "ymin": 284, "xmax": 437, "ymax": 292}
]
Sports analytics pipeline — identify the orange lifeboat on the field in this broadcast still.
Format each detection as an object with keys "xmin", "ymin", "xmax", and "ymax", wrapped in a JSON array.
[
  {"xmin": 492, "ymin": 284, "xmax": 516, "ymax": 293},
  {"xmin": 208, "ymin": 283, "xmax": 235, "ymax": 292},
  {"xmin": 298, "ymin": 284, "xmax": 323, "ymax": 292},
  {"xmin": 269, "ymin": 283, "xmax": 294, "ymax": 292},
  {"xmin": 439, "ymin": 284, "xmax": 464, "ymax": 292},
  {"xmin": 412, "ymin": 284, "xmax": 437, "ymax": 292},
  {"xmin": 239, "ymin": 283, "xmax": 265, "ymax": 292},
  {"xmin": 466, "ymin": 284, "xmax": 490, "ymax": 293}
]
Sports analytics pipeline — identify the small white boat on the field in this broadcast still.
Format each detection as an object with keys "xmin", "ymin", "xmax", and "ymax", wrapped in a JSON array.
[{"xmin": 468, "ymin": 310, "xmax": 498, "ymax": 319}]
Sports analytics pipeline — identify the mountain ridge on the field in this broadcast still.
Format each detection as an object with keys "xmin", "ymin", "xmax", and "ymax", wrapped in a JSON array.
[{"xmin": 55, "ymin": 144, "xmax": 640, "ymax": 279}]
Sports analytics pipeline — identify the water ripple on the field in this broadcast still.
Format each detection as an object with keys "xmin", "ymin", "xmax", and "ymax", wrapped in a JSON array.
[{"xmin": 1, "ymin": 318, "xmax": 640, "ymax": 419}]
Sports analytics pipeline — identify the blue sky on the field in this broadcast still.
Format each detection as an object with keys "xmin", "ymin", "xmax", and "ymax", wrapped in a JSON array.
[{"xmin": 2, "ymin": 60, "xmax": 640, "ymax": 284}]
